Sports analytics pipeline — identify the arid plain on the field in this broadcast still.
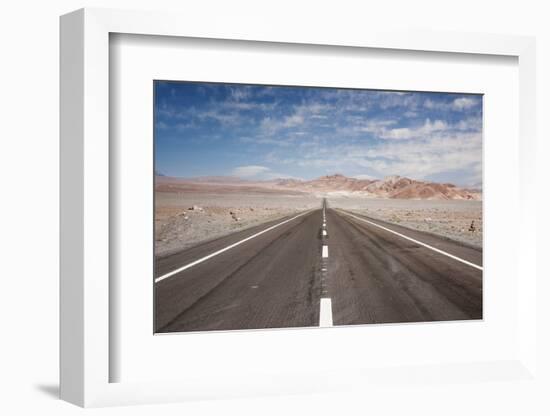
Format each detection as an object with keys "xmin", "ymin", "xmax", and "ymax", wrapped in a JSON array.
[{"xmin": 155, "ymin": 174, "xmax": 482, "ymax": 257}]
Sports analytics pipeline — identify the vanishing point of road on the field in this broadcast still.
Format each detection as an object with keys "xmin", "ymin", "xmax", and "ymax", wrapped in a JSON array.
[{"xmin": 154, "ymin": 199, "xmax": 482, "ymax": 333}]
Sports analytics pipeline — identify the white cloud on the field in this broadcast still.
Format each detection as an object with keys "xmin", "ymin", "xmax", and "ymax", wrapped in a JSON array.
[
  {"xmin": 228, "ymin": 86, "xmax": 252, "ymax": 101},
  {"xmin": 363, "ymin": 134, "xmax": 481, "ymax": 179},
  {"xmin": 452, "ymin": 97, "xmax": 477, "ymax": 110},
  {"xmin": 364, "ymin": 119, "xmax": 398, "ymax": 130},
  {"xmin": 239, "ymin": 136, "xmax": 294, "ymax": 147},
  {"xmin": 424, "ymin": 97, "xmax": 479, "ymax": 112},
  {"xmin": 260, "ymin": 117, "xmax": 280, "ymax": 135},
  {"xmin": 230, "ymin": 165, "xmax": 298, "ymax": 180},
  {"xmin": 378, "ymin": 119, "xmax": 447, "ymax": 140},
  {"xmin": 456, "ymin": 116, "xmax": 483, "ymax": 131},
  {"xmin": 352, "ymin": 174, "xmax": 379, "ymax": 180},
  {"xmin": 200, "ymin": 110, "xmax": 241, "ymax": 126},
  {"xmin": 266, "ymin": 126, "xmax": 482, "ymax": 185},
  {"xmin": 231, "ymin": 165, "xmax": 271, "ymax": 178},
  {"xmin": 221, "ymin": 100, "xmax": 277, "ymax": 112},
  {"xmin": 350, "ymin": 118, "xmax": 450, "ymax": 141},
  {"xmin": 234, "ymin": 94, "xmax": 481, "ymax": 184},
  {"xmin": 283, "ymin": 114, "xmax": 304, "ymax": 127},
  {"xmin": 259, "ymin": 113, "xmax": 304, "ymax": 135},
  {"xmin": 259, "ymin": 102, "xmax": 337, "ymax": 136},
  {"xmin": 423, "ymin": 99, "xmax": 437, "ymax": 110}
]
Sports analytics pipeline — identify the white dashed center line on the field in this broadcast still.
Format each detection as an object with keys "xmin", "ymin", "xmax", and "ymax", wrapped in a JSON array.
[
  {"xmin": 319, "ymin": 298, "xmax": 333, "ymax": 327},
  {"xmin": 319, "ymin": 200, "xmax": 333, "ymax": 327}
]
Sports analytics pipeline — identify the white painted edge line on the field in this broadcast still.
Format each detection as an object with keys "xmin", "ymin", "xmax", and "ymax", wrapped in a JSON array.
[
  {"xmin": 319, "ymin": 298, "xmax": 333, "ymax": 327},
  {"xmin": 322, "ymin": 245, "xmax": 329, "ymax": 258},
  {"xmin": 339, "ymin": 211, "xmax": 483, "ymax": 271},
  {"xmin": 155, "ymin": 210, "xmax": 311, "ymax": 283}
]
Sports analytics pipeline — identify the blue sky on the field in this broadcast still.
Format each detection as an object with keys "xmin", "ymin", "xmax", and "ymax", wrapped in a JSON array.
[{"xmin": 155, "ymin": 81, "xmax": 482, "ymax": 187}]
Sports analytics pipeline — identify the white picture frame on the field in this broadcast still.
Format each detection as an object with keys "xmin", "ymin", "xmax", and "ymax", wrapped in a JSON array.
[{"xmin": 60, "ymin": 8, "xmax": 537, "ymax": 407}]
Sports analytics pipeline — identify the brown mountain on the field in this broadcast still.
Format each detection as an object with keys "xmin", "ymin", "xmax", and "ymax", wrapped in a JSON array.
[
  {"xmin": 275, "ymin": 174, "xmax": 481, "ymax": 200},
  {"xmin": 156, "ymin": 173, "xmax": 481, "ymax": 200}
]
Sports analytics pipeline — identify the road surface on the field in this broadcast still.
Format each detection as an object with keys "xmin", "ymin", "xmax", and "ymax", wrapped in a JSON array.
[{"xmin": 155, "ymin": 199, "xmax": 482, "ymax": 333}]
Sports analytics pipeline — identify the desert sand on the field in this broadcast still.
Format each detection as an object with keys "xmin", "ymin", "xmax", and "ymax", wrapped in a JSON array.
[
  {"xmin": 155, "ymin": 189, "xmax": 320, "ymax": 256},
  {"xmin": 155, "ymin": 176, "xmax": 483, "ymax": 256},
  {"xmin": 328, "ymin": 197, "xmax": 482, "ymax": 249}
]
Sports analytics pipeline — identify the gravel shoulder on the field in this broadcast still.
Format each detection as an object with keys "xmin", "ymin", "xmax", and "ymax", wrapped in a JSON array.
[
  {"xmin": 327, "ymin": 197, "xmax": 482, "ymax": 249},
  {"xmin": 155, "ymin": 190, "xmax": 321, "ymax": 257}
]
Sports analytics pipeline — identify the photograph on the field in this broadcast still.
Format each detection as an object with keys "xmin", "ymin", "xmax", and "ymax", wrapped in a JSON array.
[{"xmin": 153, "ymin": 81, "xmax": 483, "ymax": 333}]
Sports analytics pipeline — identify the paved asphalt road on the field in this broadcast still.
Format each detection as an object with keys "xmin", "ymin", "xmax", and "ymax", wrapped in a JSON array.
[{"xmin": 155, "ymin": 199, "xmax": 482, "ymax": 333}]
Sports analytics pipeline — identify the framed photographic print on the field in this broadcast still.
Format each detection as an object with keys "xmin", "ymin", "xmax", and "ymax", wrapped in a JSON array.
[
  {"xmin": 60, "ymin": 8, "xmax": 537, "ymax": 408},
  {"xmin": 153, "ymin": 81, "xmax": 483, "ymax": 334}
]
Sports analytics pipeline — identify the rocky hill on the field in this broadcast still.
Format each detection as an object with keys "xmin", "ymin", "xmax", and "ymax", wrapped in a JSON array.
[
  {"xmin": 156, "ymin": 173, "xmax": 481, "ymax": 200},
  {"xmin": 275, "ymin": 174, "xmax": 481, "ymax": 200}
]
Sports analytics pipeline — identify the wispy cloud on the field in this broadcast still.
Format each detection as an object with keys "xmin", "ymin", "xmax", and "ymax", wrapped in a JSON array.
[
  {"xmin": 452, "ymin": 97, "xmax": 478, "ymax": 110},
  {"xmin": 378, "ymin": 119, "xmax": 447, "ymax": 140},
  {"xmin": 424, "ymin": 95, "xmax": 481, "ymax": 112},
  {"xmin": 352, "ymin": 173, "xmax": 379, "ymax": 180},
  {"xmin": 231, "ymin": 165, "xmax": 296, "ymax": 180},
  {"xmin": 231, "ymin": 165, "xmax": 271, "ymax": 178}
]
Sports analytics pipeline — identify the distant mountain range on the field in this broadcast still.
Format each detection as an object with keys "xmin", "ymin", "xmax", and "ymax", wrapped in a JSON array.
[
  {"xmin": 156, "ymin": 173, "xmax": 481, "ymax": 200},
  {"xmin": 274, "ymin": 174, "xmax": 481, "ymax": 200}
]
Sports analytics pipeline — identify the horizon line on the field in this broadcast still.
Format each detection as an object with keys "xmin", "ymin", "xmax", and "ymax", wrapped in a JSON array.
[{"xmin": 155, "ymin": 172, "xmax": 483, "ymax": 190}]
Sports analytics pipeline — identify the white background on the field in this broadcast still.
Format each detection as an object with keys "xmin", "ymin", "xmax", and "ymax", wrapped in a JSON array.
[{"xmin": 1, "ymin": 0, "xmax": 549, "ymax": 415}]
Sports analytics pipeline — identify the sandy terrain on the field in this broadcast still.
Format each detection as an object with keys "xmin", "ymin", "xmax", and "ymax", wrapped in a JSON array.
[
  {"xmin": 155, "ymin": 175, "xmax": 483, "ymax": 257},
  {"xmin": 328, "ymin": 197, "xmax": 482, "ymax": 249},
  {"xmin": 155, "ymin": 189, "xmax": 320, "ymax": 257}
]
